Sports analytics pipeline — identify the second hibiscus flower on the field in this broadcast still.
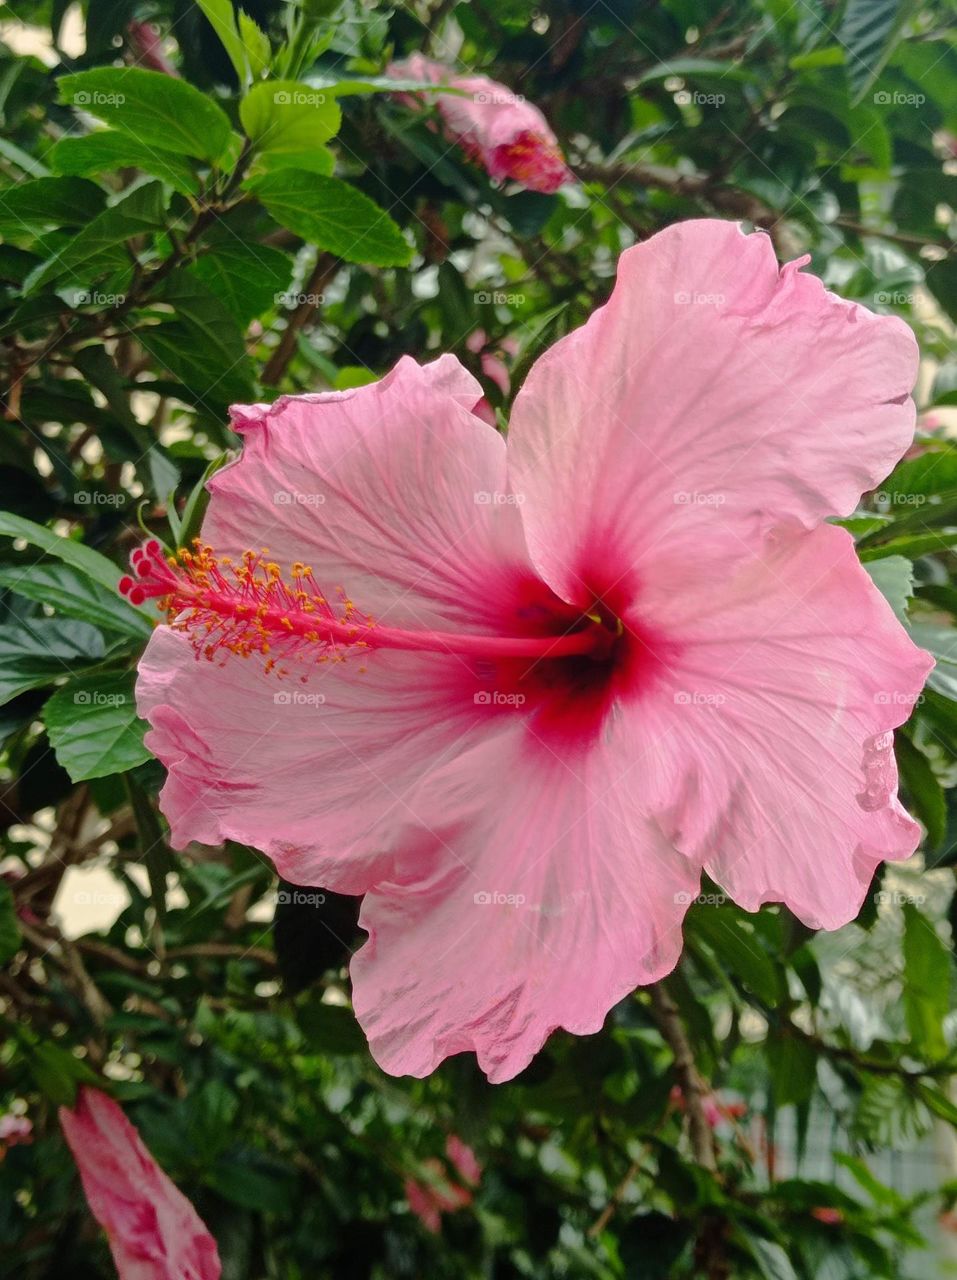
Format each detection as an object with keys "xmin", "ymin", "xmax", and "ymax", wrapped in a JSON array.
[
  {"xmin": 130, "ymin": 219, "xmax": 931, "ymax": 1084},
  {"xmin": 389, "ymin": 52, "xmax": 571, "ymax": 193}
]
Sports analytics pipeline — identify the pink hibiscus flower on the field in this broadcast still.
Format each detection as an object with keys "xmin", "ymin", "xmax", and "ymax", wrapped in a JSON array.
[
  {"xmin": 467, "ymin": 328, "xmax": 519, "ymax": 425},
  {"xmin": 60, "ymin": 1087, "xmax": 221, "ymax": 1280},
  {"xmin": 130, "ymin": 219, "xmax": 931, "ymax": 1083},
  {"xmin": 404, "ymin": 1134, "xmax": 481, "ymax": 1233},
  {"xmin": 390, "ymin": 53, "xmax": 570, "ymax": 193}
]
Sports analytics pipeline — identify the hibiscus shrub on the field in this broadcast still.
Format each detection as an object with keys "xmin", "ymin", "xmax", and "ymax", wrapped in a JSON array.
[{"xmin": 3, "ymin": 1, "xmax": 957, "ymax": 1278}]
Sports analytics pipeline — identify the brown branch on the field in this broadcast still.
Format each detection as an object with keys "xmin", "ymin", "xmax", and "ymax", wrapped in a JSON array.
[
  {"xmin": 164, "ymin": 943, "xmax": 276, "ymax": 966},
  {"xmin": 649, "ymin": 981, "xmax": 717, "ymax": 1173},
  {"xmin": 262, "ymin": 253, "xmax": 339, "ymax": 386},
  {"xmin": 588, "ymin": 1156, "xmax": 643, "ymax": 1237},
  {"xmin": 834, "ymin": 216, "xmax": 954, "ymax": 253}
]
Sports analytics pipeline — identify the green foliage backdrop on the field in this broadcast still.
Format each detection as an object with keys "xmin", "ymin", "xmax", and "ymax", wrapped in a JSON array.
[{"xmin": 1, "ymin": 0, "xmax": 957, "ymax": 1276}]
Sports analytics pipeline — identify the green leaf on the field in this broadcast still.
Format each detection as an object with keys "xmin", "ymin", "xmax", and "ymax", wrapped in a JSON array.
[
  {"xmin": 137, "ymin": 269, "xmax": 255, "ymax": 405},
  {"xmin": 240, "ymin": 80, "xmax": 341, "ymax": 155},
  {"xmin": 0, "ymin": 511, "xmax": 145, "ymax": 599},
  {"xmin": 864, "ymin": 554, "xmax": 914, "ymax": 622},
  {"xmin": 196, "ymin": 0, "xmax": 250, "ymax": 84},
  {"xmin": 26, "ymin": 1039, "xmax": 100, "ymax": 1107},
  {"xmin": 58, "ymin": 68, "xmax": 232, "ymax": 163},
  {"xmin": 910, "ymin": 623, "xmax": 957, "ymax": 699},
  {"xmin": 0, "ymin": 880, "xmax": 21, "ymax": 965},
  {"xmin": 0, "ymin": 562, "xmax": 149, "ymax": 640},
  {"xmin": 237, "ymin": 11, "xmax": 271, "ymax": 78},
  {"xmin": 174, "ymin": 452, "xmax": 229, "ymax": 551},
  {"xmin": 49, "ymin": 132, "xmax": 200, "ymax": 196},
  {"xmin": 190, "ymin": 242, "xmax": 293, "ymax": 326},
  {"xmin": 297, "ymin": 999, "xmax": 367, "ymax": 1055},
  {"xmin": 841, "ymin": 0, "xmax": 915, "ymax": 104},
  {"xmin": 44, "ymin": 672, "xmax": 151, "ymax": 781},
  {"xmin": 28, "ymin": 180, "xmax": 166, "ymax": 292},
  {"xmin": 901, "ymin": 901, "xmax": 951, "ymax": 1059},
  {"xmin": 0, "ymin": 176, "xmax": 106, "ymax": 233},
  {"xmin": 917, "ymin": 1081, "xmax": 957, "ymax": 1128},
  {"xmin": 251, "ymin": 146, "xmax": 336, "ymax": 177},
  {"xmin": 859, "ymin": 531, "xmax": 957, "ymax": 562},
  {"xmin": 895, "ymin": 731, "xmax": 946, "ymax": 850},
  {"xmin": 766, "ymin": 1029, "xmax": 817, "ymax": 1107},
  {"xmin": 0, "ymin": 618, "xmax": 106, "ymax": 705},
  {"xmin": 250, "ymin": 171, "xmax": 411, "ymax": 266},
  {"xmin": 688, "ymin": 907, "xmax": 785, "ymax": 1007}
]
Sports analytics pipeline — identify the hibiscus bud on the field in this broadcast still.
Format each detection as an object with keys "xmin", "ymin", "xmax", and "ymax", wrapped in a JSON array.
[{"xmin": 59, "ymin": 1087, "xmax": 221, "ymax": 1280}]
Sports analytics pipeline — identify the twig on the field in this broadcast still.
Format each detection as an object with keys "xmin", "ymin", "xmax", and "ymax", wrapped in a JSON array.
[
  {"xmin": 649, "ymin": 981, "xmax": 717, "ymax": 1172},
  {"xmin": 262, "ymin": 252, "xmax": 339, "ymax": 386},
  {"xmin": 588, "ymin": 1156, "xmax": 643, "ymax": 1237}
]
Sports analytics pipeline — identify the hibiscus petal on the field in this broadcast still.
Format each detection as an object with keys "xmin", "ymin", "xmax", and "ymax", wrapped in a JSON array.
[
  {"xmin": 626, "ymin": 524, "xmax": 933, "ymax": 929},
  {"xmin": 507, "ymin": 219, "xmax": 918, "ymax": 605},
  {"xmin": 137, "ymin": 628, "xmax": 503, "ymax": 891},
  {"xmin": 351, "ymin": 732, "xmax": 699, "ymax": 1082},
  {"xmin": 59, "ymin": 1088, "xmax": 221, "ymax": 1280},
  {"xmin": 206, "ymin": 354, "xmax": 531, "ymax": 632}
]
